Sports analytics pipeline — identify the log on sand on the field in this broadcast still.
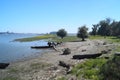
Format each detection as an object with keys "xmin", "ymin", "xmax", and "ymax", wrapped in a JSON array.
[{"xmin": 73, "ymin": 53, "xmax": 102, "ymax": 59}]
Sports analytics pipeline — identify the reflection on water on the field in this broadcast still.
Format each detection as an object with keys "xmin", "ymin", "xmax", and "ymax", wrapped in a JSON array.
[{"xmin": 0, "ymin": 33, "xmax": 48, "ymax": 63}]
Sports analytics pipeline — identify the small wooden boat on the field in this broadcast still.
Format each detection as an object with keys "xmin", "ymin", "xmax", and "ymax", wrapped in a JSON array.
[{"xmin": 31, "ymin": 46, "xmax": 53, "ymax": 49}]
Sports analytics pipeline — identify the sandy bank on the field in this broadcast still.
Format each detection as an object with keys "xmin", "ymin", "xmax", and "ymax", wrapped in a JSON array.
[{"xmin": 0, "ymin": 40, "xmax": 115, "ymax": 80}]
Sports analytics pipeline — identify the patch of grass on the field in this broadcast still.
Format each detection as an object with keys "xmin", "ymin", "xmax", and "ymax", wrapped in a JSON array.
[
  {"xmin": 115, "ymin": 46, "xmax": 120, "ymax": 52},
  {"xmin": 57, "ymin": 77, "xmax": 67, "ymax": 80},
  {"xmin": 51, "ymin": 36, "xmax": 81, "ymax": 42},
  {"xmin": 89, "ymin": 35, "xmax": 105, "ymax": 40},
  {"xmin": 8, "ymin": 66, "xmax": 32, "ymax": 73},
  {"xmin": 14, "ymin": 34, "xmax": 82, "ymax": 42},
  {"xmin": 30, "ymin": 62, "xmax": 51, "ymax": 69},
  {"xmin": 70, "ymin": 58, "xmax": 107, "ymax": 80},
  {"xmin": 14, "ymin": 34, "xmax": 56, "ymax": 42},
  {"xmin": 1, "ymin": 76, "xmax": 19, "ymax": 80},
  {"xmin": 90, "ymin": 35, "xmax": 120, "ymax": 43},
  {"xmin": 107, "ymin": 37, "xmax": 120, "ymax": 43},
  {"xmin": 8, "ymin": 68, "xmax": 19, "ymax": 73}
]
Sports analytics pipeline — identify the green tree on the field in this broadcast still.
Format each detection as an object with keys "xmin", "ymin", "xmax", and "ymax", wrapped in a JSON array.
[
  {"xmin": 57, "ymin": 29, "xmax": 67, "ymax": 39},
  {"xmin": 77, "ymin": 26, "xmax": 88, "ymax": 41},
  {"xmin": 91, "ymin": 24, "xmax": 99, "ymax": 36},
  {"xmin": 97, "ymin": 18, "xmax": 112, "ymax": 36},
  {"xmin": 111, "ymin": 21, "xmax": 120, "ymax": 36}
]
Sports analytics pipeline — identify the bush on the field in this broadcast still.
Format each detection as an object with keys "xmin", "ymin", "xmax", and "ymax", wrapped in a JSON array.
[
  {"xmin": 70, "ymin": 58, "xmax": 107, "ymax": 80},
  {"xmin": 62, "ymin": 48, "xmax": 71, "ymax": 55},
  {"xmin": 99, "ymin": 55, "xmax": 120, "ymax": 80}
]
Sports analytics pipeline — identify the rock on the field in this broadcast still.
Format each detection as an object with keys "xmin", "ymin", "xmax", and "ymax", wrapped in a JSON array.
[
  {"xmin": 103, "ymin": 42, "xmax": 107, "ymax": 45},
  {"xmin": 62, "ymin": 48, "xmax": 71, "ymax": 55},
  {"xmin": 59, "ymin": 61, "xmax": 70, "ymax": 69},
  {"xmin": 73, "ymin": 53, "xmax": 102, "ymax": 59},
  {"xmin": 0, "ymin": 63, "xmax": 9, "ymax": 69},
  {"xmin": 49, "ymin": 66, "xmax": 58, "ymax": 70},
  {"xmin": 108, "ymin": 49, "xmax": 112, "ymax": 51},
  {"xmin": 82, "ymin": 49, "xmax": 86, "ymax": 52}
]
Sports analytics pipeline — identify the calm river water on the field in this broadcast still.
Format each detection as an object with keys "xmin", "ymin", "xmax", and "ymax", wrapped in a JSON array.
[{"xmin": 0, "ymin": 33, "xmax": 49, "ymax": 63}]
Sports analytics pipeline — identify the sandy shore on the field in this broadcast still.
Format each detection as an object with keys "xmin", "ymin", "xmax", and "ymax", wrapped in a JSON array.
[{"xmin": 0, "ymin": 40, "xmax": 115, "ymax": 80}]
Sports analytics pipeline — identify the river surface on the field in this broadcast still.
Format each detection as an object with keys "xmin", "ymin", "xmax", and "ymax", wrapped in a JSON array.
[{"xmin": 0, "ymin": 33, "xmax": 49, "ymax": 63}]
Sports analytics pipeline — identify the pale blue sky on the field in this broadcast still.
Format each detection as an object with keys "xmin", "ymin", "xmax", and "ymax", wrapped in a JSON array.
[{"xmin": 0, "ymin": 0, "xmax": 120, "ymax": 33}]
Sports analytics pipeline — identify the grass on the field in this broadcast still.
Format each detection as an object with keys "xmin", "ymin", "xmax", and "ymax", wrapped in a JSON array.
[
  {"xmin": 14, "ymin": 34, "xmax": 120, "ymax": 43},
  {"xmin": 8, "ymin": 67, "xmax": 20, "ymax": 73},
  {"xmin": 99, "ymin": 55, "xmax": 120, "ymax": 80},
  {"xmin": 70, "ymin": 58, "xmax": 107, "ymax": 80},
  {"xmin": 90, "ymin": 35, "xmax": 120, "ymax": 43},
  {"xmin": 0, "ymin": 76, "xmax": 19, "ymax": 80},
  {"xmin": 70, "ymin": 49, "xmax": 120, "ymax": 80},
  {"xmin": 14, "ymin": 34, "xmax": 56, "ymax": 42},
  {"xmin": 14, "ymin": 34, "xmax": 82, "ymax": 42},
  {"xmin": 89, "ymin": 35, "xmax": 106, "ymax": 40},
  {"xmin": 8, "ymin": 62, "xmax": 51, "ymax": 73},
  {"xmin": 115, "ymin": 46, "xmax": 120, "ymax": 52},
  {"xmin": 6, "ymin": 62, "xmax": 51, "ymax": 80},
  {"xmin": 57, "ymin": 77, "xmax": 67, "ymax": 80},
  {"xmin": 107, "ymin": 37, "xmax": 120, "ymax": 43},
  {"xmin": 30, "ymin": 62, "xmax": 51, "ymax": 69},
  {"xmin": 51, "ymin": 36, "xmax": 81, "ymax": 42}
]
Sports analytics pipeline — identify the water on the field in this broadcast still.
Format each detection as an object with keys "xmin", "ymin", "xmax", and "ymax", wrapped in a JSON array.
[{"xmin": 0, "ymin": 33, "xmax": 49, "ymax": 63}]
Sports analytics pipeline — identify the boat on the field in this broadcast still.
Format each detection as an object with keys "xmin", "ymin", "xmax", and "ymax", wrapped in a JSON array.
[{"xmin": 31, "ymin": 46, "xmax": 53, "ymax": 49}]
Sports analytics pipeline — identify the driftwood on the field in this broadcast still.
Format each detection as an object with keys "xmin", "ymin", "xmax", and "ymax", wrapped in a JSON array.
[
  {"xmin": 104, "ymin": 56, "xmax": 109, "ymax": 59},
  {"xmin": 0, "ymin": 63, "xmax": 9, "ymax": 69},
  {"xmin": 115, "ymin": 52, "xmax": 120, "ymax": 56},
  {"xmin": 73, "ymin": 53, "xmax": 102, "ymax": 59},
  {"xmin": 59, "ymin": 61, "xmax": 70, "ymax": 69},
  {"xmin": 82, "ymin": 49, "xmax": 86, "ymax": 52},
  {"xmin": 101, "ymin": 50, "xmax": 109, "ymax": 54}
]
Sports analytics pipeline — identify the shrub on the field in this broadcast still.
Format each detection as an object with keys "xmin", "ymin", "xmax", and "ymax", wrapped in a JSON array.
[
  {"xmin": 62, "ymin": 48, "xmax": 71, "ymax": 55},
  {"xmin": 99, "ymin": 55, "xmax": 120, "ymax": 80},
  {"xmin": 70, "ymin": 58, "xmax": 107, "ymax": 80}
]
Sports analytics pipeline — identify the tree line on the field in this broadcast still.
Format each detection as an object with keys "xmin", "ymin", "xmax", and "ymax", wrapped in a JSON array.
[
  {"xmin": 56, "ymin": 18, "xmax": 120, "ymax": 41},
  {"xmin": 91, "ymin": 18, "xmax": 120, "ymax": 37}
]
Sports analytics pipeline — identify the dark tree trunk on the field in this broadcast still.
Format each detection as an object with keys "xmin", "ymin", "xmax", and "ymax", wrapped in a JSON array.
[{"xmin": 82, "ymin": 37, "xmax": 85, "ymax": 41}]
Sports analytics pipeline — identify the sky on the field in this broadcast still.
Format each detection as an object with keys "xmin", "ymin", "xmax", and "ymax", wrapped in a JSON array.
[{"xmin": 0, "ymin": 0, "xmax": 120, "ymax": 33}]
